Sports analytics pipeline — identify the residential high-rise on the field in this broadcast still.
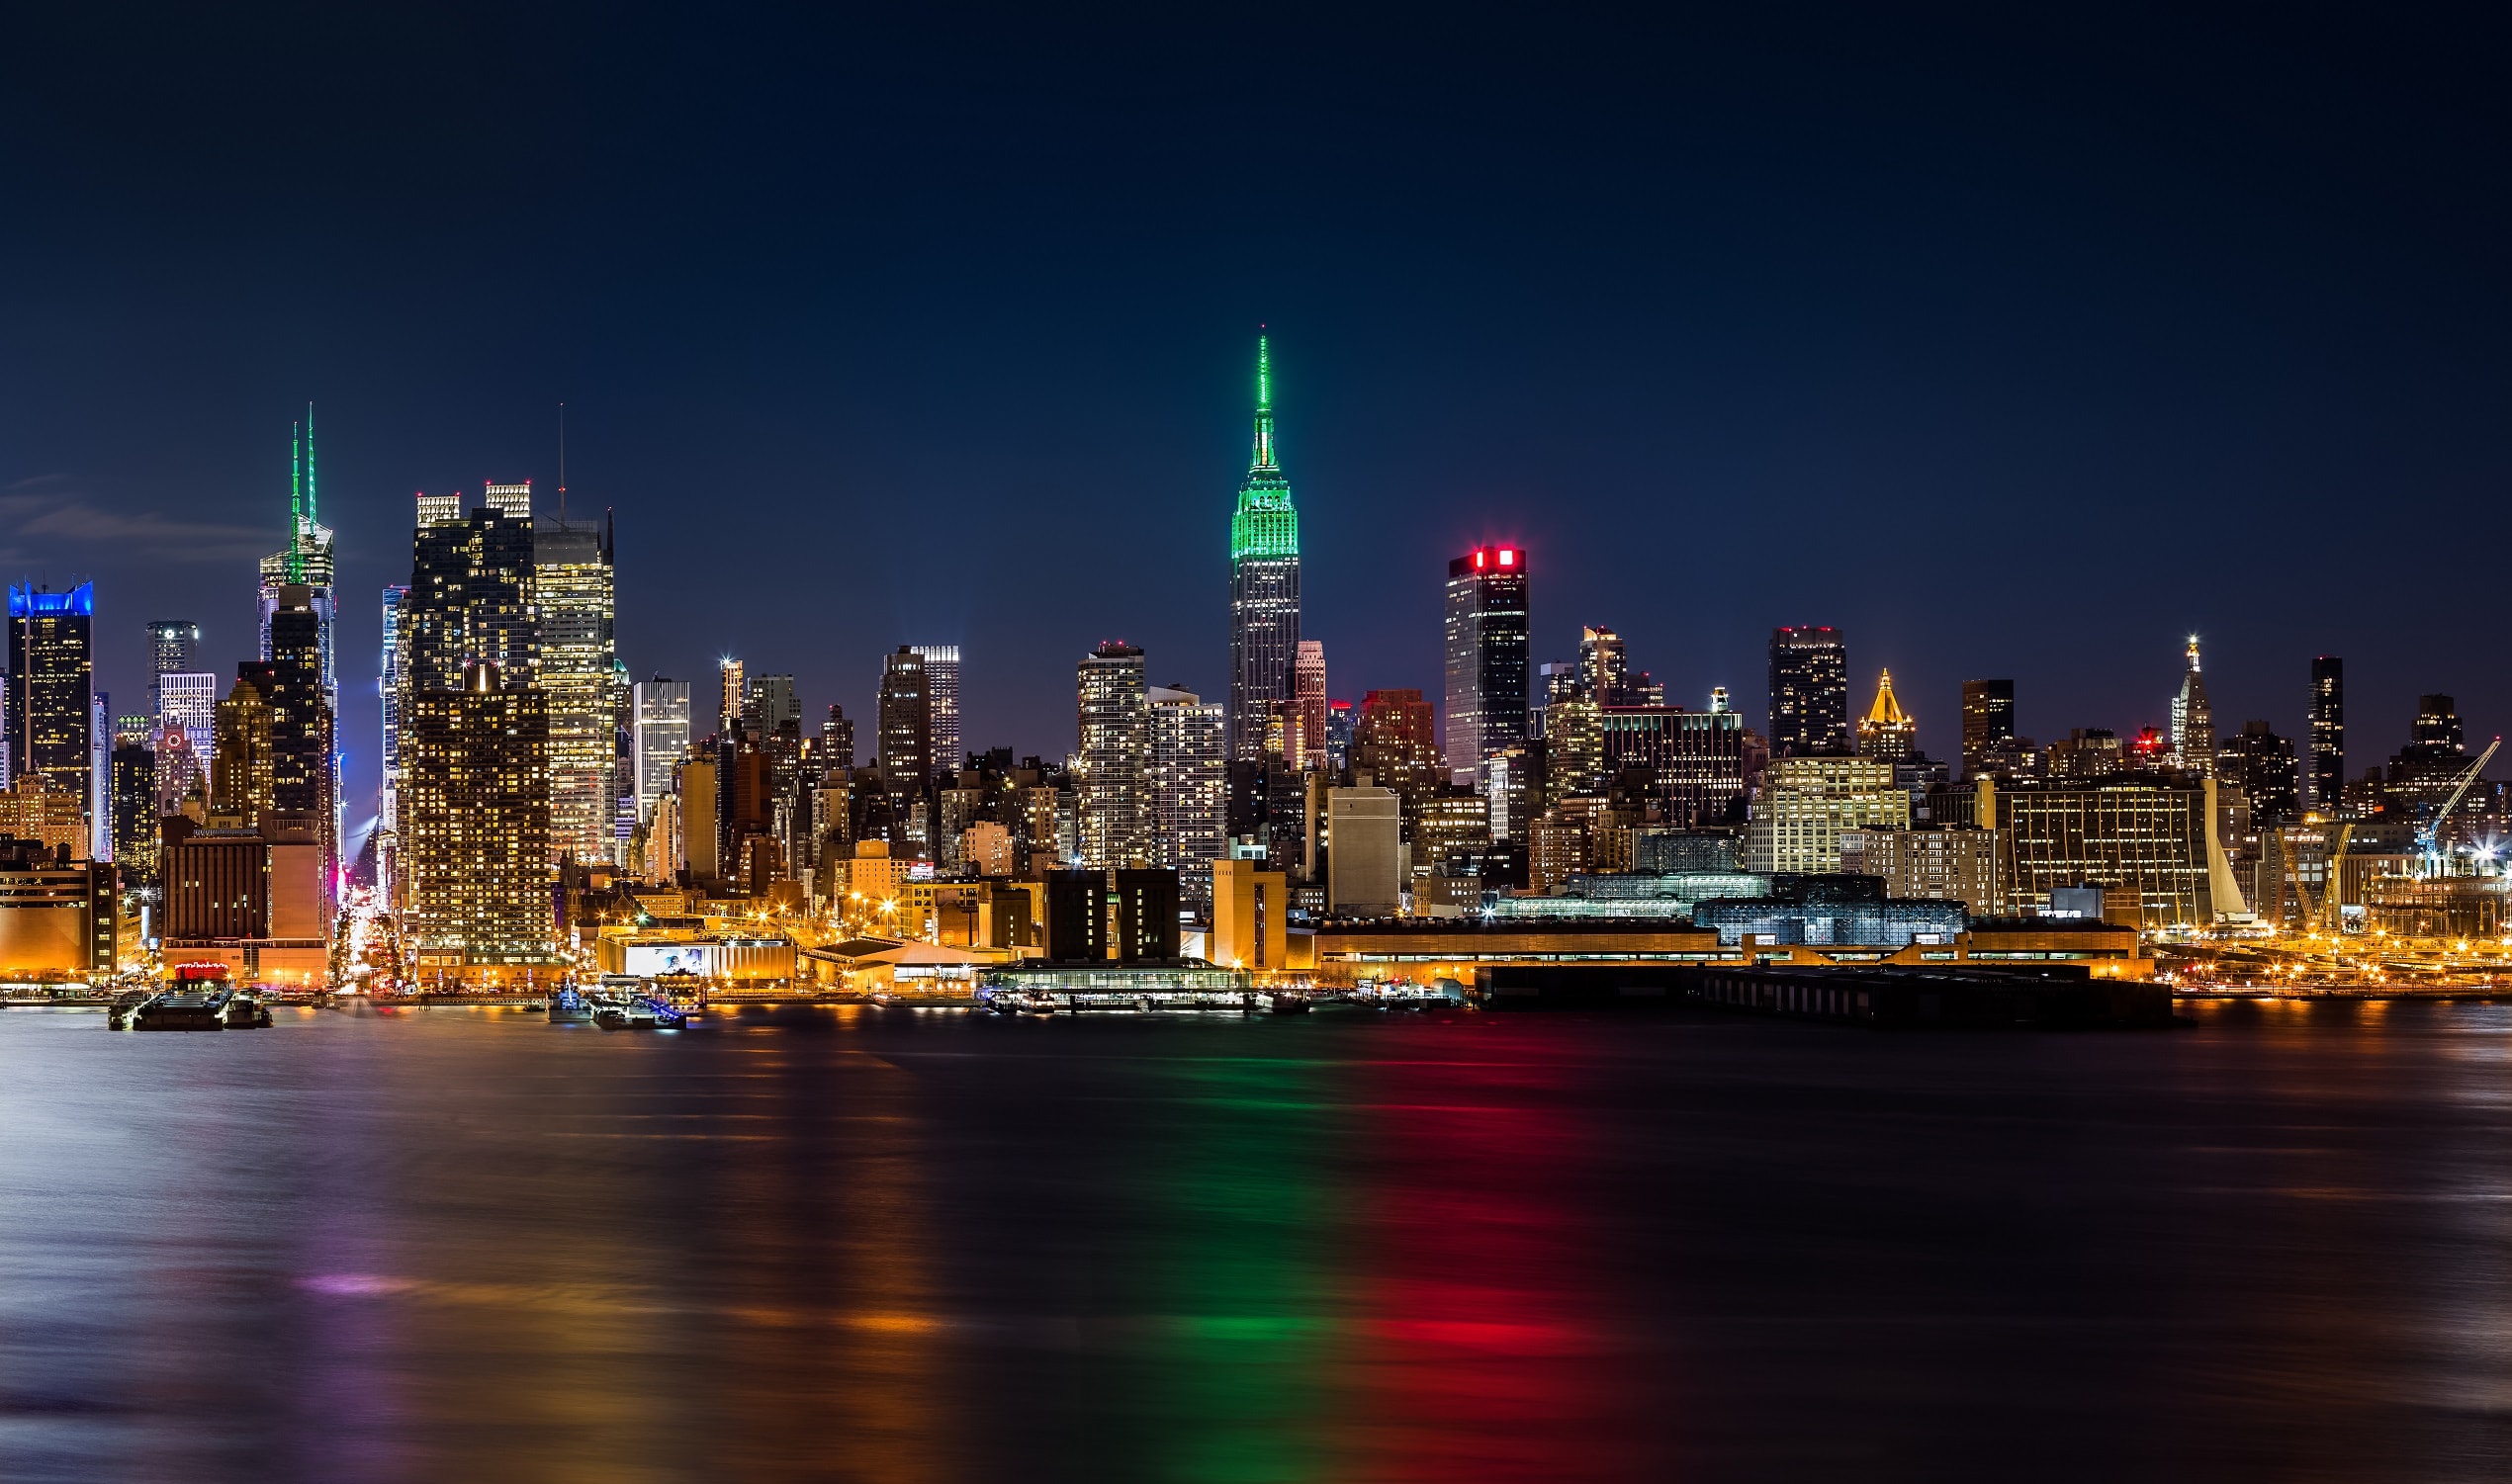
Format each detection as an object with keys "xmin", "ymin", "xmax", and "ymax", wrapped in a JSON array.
[
  {"xmin": 9, "ymin": 583, "xmax": 94, "ymax": 832},
  {"xmin": 911, "ymin": 646, "xmax": 961, "ymax": 780},
  {"xmin": 1767, "ymin": 626, "xmax": 1848, "ymax": 757},
  {"xmin": 402, "ymin": 661, "xmax": 555, "ymax": 969},
  {"xmin": 404, "ymin": 506, "xmax": 537, "ymax": 692},
  {"xmin": 1149, "ymin": 684, "xmax": 1226, "ymax": 913},
  {"xmin": 1578, "ymin": 626, "xmax": 1628, "ymax": 703},
  {"xmin": 1961, "ymin": 679, "xmax": 2015, "ymax": 778},
  {"xmin": 632, "ymin": 679, "xmax": 692, "ymax": 827},
  {"xmin": 1076, "ymin": 642, "xmax": 1150, "ymax": 868},
  {"xmin": 484, "ymin": 480, "xmax": 533, "ymax": 520},
  {"xmin": 1353, "ymin": 687, "xmax": 1445, "ymax": 821},
  {"xmin": 378, "ymin": 584, "xmax": 409, "ymax": 877},
  {"xmin": 1744, "ymin": 754, "xmax": 1910, "ymax": 874},
  {"xmin": 268, "ymin": 586, "xmax": 338, "ymax": 915},
  {"xmin": 877, "ymin": 646, "xmax": 933, "ymax": 786},
  {"xmin": 1227, "ymin": 333, "xmax": 1301, "ymax": 760},
  {"xmin": 2220, "ymin": 720, "xmax": 2300, "ymax": 822},
  {"xmin": 536, "ymin": 514, "xmax": 618, "ymax": 864},
  {"xmin": 1443, "ymin": 545, "xmax": 1530, "ymax": 784},
  {"xmin": 2308, "ymin": 656, "xmax": 2344, "ymax": 812},
  {"xmin": 1293, "ymin": 641, "xmax": 1327, "ymax": 766},
  {"xmin": 1856, "ymin": 669, "xmax": 1916, "ymax": 761},
  {"xmin": 111, "ymin": 732, "xmax": 157, "ymax": 893},
  {"xmin": 821, "ymin": 704, "xmax": 855, "ymax": 771},
  {"xmin": 2168, "ymin": 636, "xmax": 2213, "ymax": 778},
  {"xmin": 745, "ymin": 672, "xmax": 799, "ymax": 735},
  {"xmin": 212, "ymin": 668, "xmax": 277, "ymax": 826}
]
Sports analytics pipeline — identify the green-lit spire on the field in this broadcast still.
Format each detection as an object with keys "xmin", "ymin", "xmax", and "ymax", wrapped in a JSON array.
[
  {"xmin": 304, "ymin": 402, "xmax": 317, "ymax": 526},
  {"xmin": 1230, "ymin": 329, "xmax": 1299, "ymax": 562},
  {"xmin": 287, "ymin": 421, "xmax": 304, "ymax": 581}
]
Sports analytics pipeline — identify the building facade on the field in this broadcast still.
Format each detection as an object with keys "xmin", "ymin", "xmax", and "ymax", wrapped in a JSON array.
[
  {"xmin": 1442, "ymin": 545, "xmax": 1530, "ymax": 785},
  {"xmin": 536, "ymin": 515, "xmax": 618, "ymax": 865},
  {"xmin": 1960, "ymin": 678, "xmax": 2015, "ymax": 778},
  {"xmin": 1076, "ymin": 641, "xmax": 1149, "ymax": 869},
  {"xmin": 911, "ymin": 646, "xmax": 961, "ymax": 780},
  {"xmin": 2309, "ymin": 655, "xmax": 2344, "ymax": 812},
  {"xmin": 1767, "ymin": 626, "xmax": 1848, "ymax": 757},
  {"xmin": 1600, "ymin": 706, "xmax": 1748, "ymax": 827},
  {"xmin": 1148, "ymin": 685, "xmax": 1225, "ymax": 914},
  {"xmin": 9, "ymin": 583, "xmax": 94, "ymax": 830},
  {"xmin": 401, "ymin": 662, "xmax": 556, "ymax": 967},
  {"xmin": 1745, "ymin": 754, "xmax": 1910, "ymax": 874},
  {"xmin": 2168, "ymin": 636, "xmax": 2213, "ymax": 777}
]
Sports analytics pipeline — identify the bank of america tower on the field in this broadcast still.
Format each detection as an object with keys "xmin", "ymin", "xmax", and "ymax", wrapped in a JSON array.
[{"xmin": 1226, "ymin": 332, "xmax": 1301, "ymax": 760}]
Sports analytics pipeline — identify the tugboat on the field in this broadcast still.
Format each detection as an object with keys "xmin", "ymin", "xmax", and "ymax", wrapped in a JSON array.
[
  {"xmin": 222, "ymin": 991, "xmax": 273, "ymax": 1029},
  {"xmin": 134, "ymin": 963, "xmax": 249, "ymax": 1031},
  {"xmin": 547, "ymin": 985, "xmax": 596, "ymax": 1025}
]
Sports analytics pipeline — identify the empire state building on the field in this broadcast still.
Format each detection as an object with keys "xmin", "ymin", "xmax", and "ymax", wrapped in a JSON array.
[{"xmin": 1226, "ymin": 332, "xmax": 1301, "ymax": 760}]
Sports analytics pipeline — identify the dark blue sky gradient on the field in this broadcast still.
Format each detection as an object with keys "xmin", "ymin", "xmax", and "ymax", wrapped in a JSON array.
[{"xmin": 2, "ymin": 4, "xmax": 2507, "ymax": 822}]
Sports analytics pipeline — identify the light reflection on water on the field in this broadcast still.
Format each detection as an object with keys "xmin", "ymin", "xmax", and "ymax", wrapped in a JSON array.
[{"xmin": 3, "ymin": 1000, "xmax": 2511, "ymax": 1481}]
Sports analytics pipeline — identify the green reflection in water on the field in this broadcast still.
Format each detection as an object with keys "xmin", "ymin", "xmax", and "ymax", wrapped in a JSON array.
[{"xmin": 1138, "ymin": 1054, "xmax": 1345, "ymax": 1484}]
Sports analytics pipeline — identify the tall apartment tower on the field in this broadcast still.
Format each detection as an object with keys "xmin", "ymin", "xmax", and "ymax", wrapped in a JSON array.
[
  {"xmin": 877, "ymin": 647, "xmax": 933, "ymax": 786},
  {"xmin": 2309, "ymin": 656, "xmax": 2344, "ymax": 812},
  {"xmin": 632, "ymin": 678, "xmax": 692, "ymax": 826},
  {"xmin": 1227, "ymin": 333, "xmax": 1301, "ymax": 761},
  {"xmin": 399, "ymin": 501, "xmax": 541, "ymax": 918},
  {"xmin": 1076, "ymin": 641, "xmax": 1150, "ymax": 868},
  {"xmin": 402, "ymin": 661, "xmax": 555, "ymax": 968},
  {"xmin": 1149, "ymin": 684, "xmax": 1226, "ymax": 913},
  {"xmin": 716, "ymin": 657, "xmax": 745, "ymax": 738},
  {"xmin": 267, "ymin": 586, "xmax": 338, "ymax": 917},
  {"xmin": 1443, "ymin": 545, "xmax": 1530, "ymax": 785},
  {"xmin": 1960, "ymin": 678, "xmax": 2016, "ymax": 778},
  {"xmin": 1768, "ymin": 626, "xmax": 1849, "ymax": 757},
  {"xmin": 910, "ymin": 646, "xmax": 961, "ymax": 779},
  {"xmin": 378, "ymin": 584, "xmax": 409, "ymax": 877},
  {"xmin": 9, "ymin": 583, "xmax": 94, "ymax": 834},
  {"xmin": 2169, "ymin": 636, "xmax": 2214, "ymax": 778},
  {"xmin": 536, "ymin": 512, "xmax": 619, "ymax": 864}
]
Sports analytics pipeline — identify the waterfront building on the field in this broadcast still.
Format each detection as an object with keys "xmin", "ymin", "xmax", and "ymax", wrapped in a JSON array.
[
  {"xmin": 1076, "ymin": 641, "xmax": 1150, "ymax": 869},
  {"xmin": 536, "ymin": 514, "xmax": 619, "ymax": 865},
  {"xmin": 159, "ymin": 813, "xmax": 324, "ymax": 986},
  {"xmin": 911, "ymin": 646, "xmax": 961, "ymax": 779},
  {"xmin": 1990, "ymin": 776, "xmax": 2212, "ymax": 927},
  {"xmin": 1961, "ymin": 678, "xmax": 2015, "ymax": 778},
  {"xmin": 1600, "ymin": 706, "xmax": 1747, "ymax": 827},
  {"xmin": 1210, "ymin": 859, "xmax": 1289, "ymax": 971},
  {"xmin": 1227, "ymin": 333, "xmax": 1301, "ymax": 760},
  {"xmin": 9, "ymin": 583, "xmax": 93, "ymax": 829},
  {"xmin": 1691, "ymin": 873, "xmax": 1967, "ymax": 948},
  {"xmin": 1855, "ymin": 670, "xmax": 1917, "ymax": 761},
  {"xmin": 0, "ymin": 836, "xmax": 116, "ymax": 977},
  {"xmin": 2168, "ymin": 636, "xmax": 2214, "ymax": 777},
  {"xmin": 1326, "ymin": 785, "xmax": 1403, "ymax": 917},
  {"xmin": 402, "ymin": 662, "xmax": 556, "ymax": 968},
  {"xmin": 2308, "ymin": 656, "xmax": 2345, "ymax": 812},
  {"xmin": 1148, "ymin": 685, "xmax": 1225, "ymax": 914},
  {"xmin": 632, "ymin": 678, "xmax": 692, "ymax": 826},
  {"xmin": 1632, "ymin": 828, "xmax": 1743, "ymax": 873},
  {"xmin": 1443, "ymin": 545, "xmax": 1530, "ymax": 785},
  {"xmin": 1838, "ymin": 825, "xmax": 2004, "ymax": 916},
  {"xmin": 1767, "ymin": 626, "xmax": 1848, "ymax": 757},
  {"xmin": 1745, "ymin": 754, "xmax": 1910, "ymax": 874}
]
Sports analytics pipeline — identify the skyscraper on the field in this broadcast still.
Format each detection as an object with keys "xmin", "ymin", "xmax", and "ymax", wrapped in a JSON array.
[
  {"xmin": 536, "ymin": 513, "xmax": 618, "ymax": 864},
  {"xmin": 1443, "ymin": 545, "xmax": 1530, "ymax": 785},
  {"xmin": 717, "ymin": 657, "xmax": 745, "ymax": 738},
  {"xmin": 1767, "ymin": 626, "xmax": 1848, "ymax": 757},
  {"xmin": 1960, "ymin": 678, "xmax": 2015, "ymax": 778},
  {"xmin": 1856, "ymin": 669, "xmax": 1916, "ymax": 761},
  {"xmin": 400, "ymin": 503, "xmax": 540, "ymax": 916},
  {"xmin": 877, "ymin": 647, "xmax": 933, "ymax": 787},
  {"xmin": 632, "ymin": 678, "xmax": 692, "ymax": 828},
  {"xmin": 146, "ymin": 620, "xmax": 199, "ymax": 715},
  {"xmin": 2168, "ymin": 636, "xmax": 2213, "ymax": 778},
  {"xmin": 378, "ymin": 584, "xmax": 409, "ymax": 880},
  {"xmin": 484, "ymin": 480, "xmax": 533, "ymax": 520},
  {"xmin": 1578, "ymin": 625, "xmax": 1628, "ymax": 703},
  {"xmin": 1293, "ymin": 641, "xmax": 1327, "ymax": 765},
  {"xmin": 912, "ymin": 646, "xmax": 961, "ymax": 780},
  {"xmin": 257, "ymin": 417, "xmax": 338, "ymax": 867},
  {"xmin": 746, "ymin": 673, "xmax": 800, "ymax": 735},
  {"xmin": 1227, "ymin": 333, "xmax": 1301, "ymax": 761},
  {"xmin": 821, "ymin": 704, "xmax": 855, "ymax": 771},
  {"xmin": 9, "ymin": 583, "xmax": 94, "ymax": 837},
  {"xmin": 2309, "ymin": 656, "xmax": 2344, "ymax": 812},
  {"xmin": 268, "ymin": 585, "xmax": 338, "ymax": 913},
  {"xmin": 402, "ymin": 661, "xmax": 555, "ymax": 968},
  {"xmin": 1076, "ymin": 641, "xmax": 1149, "ymax": 868},
  {"xmin": 1149, "ymin": 684, "xmax": 1226, "ymax": 913},
  {"xmin": 213, "ymin": 668, "xmax": 277, "ymax": 825}
]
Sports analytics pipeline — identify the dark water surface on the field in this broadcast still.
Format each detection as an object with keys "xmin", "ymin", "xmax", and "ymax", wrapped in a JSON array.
[{"xmin": 4, "ymin": 1000, "xmax": 2511, "ymax": 1482}]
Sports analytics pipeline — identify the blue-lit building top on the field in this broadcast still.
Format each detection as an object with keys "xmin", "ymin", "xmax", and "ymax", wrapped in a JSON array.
[
  {"xmin": 1691, "ymin": 873, "xmax": 1968, "ymax": 947},
  {"xmin": 9, "ymin": 582, "xmax": 94, "ymax": 618}
]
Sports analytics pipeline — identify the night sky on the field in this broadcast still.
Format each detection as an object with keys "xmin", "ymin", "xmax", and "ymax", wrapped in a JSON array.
[{"xmin": 3, "ymin": 6, "xmax": 2507, "ymax": 829}]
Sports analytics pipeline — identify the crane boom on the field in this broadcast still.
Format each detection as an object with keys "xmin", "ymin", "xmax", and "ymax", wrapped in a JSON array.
[{"xmin": 2421, "ymin": 735, "xmax": 2501, "ymax": 875}]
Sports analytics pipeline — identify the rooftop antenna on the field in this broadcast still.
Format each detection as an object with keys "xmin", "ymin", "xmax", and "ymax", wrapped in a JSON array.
[{"xmin": 558, "ymin": 402, "xmax": 567, "ymax": 526}]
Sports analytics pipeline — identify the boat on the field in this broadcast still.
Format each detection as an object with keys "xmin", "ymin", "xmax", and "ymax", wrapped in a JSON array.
[
  {"xmin": 547, "ymin": 986, "xmax": 596, "ymax": 1024},
  {"xmin": 594, "ymin": 993, "xmax": 688, "ymax": 1031},
  {"xmin": 222, "ymin": 992, "xmax": 273, "ymax": 1029},
  {"xmin": 134, "ymin": 991, "xmax": 228, "ymax": 1031}
]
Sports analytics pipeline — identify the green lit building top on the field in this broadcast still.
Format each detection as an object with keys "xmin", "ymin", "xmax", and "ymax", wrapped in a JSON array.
[{"xmin": 1227, "ymin": 332, "xmax": 1302, "ymax": 760}]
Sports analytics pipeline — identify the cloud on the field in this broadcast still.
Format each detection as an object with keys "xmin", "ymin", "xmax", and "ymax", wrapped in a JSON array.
[{"xmin": 0, "ymin": 484, "xmax": 275, "ymax": 565}]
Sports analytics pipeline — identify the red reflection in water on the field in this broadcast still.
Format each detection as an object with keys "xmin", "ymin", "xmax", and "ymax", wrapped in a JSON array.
[{"xmin": 1333, "ymin": 1028, "xmax": 1663, "ymax": 1482}]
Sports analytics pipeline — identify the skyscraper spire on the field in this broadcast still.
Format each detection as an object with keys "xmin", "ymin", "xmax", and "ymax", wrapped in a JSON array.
[
  {"xmin": 1250, "ymin": 328, "xmax": 1276, "ymax": 473},
  {"xmin": 287, "ymin": 421, "xmax": 304, "ymax": 581},
  {"xmin": 304, "ymin": 403, "xmax": 317, "ymax": 527}
]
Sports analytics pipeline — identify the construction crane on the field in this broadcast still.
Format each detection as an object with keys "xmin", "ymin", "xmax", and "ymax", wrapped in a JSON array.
[{"xmin": 2418, "ymin": 736, "xmax": 2501, "ymax": 878}]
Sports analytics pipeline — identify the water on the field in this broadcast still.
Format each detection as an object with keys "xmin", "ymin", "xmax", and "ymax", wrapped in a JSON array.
[{"xmin": 3, "ymin": 1000, "xmax": 2510, "ymax": 1482}]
